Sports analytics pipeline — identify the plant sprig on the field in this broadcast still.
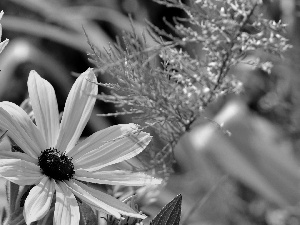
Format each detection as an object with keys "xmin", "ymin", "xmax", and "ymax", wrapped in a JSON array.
[{"xmin": 89, "ymin": 0, "xmax": 291, "ymax": 177}]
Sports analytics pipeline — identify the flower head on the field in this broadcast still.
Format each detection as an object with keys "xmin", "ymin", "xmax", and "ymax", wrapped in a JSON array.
[{"xmin": 0, "ymin": 68, "xmax": 161, "ymax": 225}]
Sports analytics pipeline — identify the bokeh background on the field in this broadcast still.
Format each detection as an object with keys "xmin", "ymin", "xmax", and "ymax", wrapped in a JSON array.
[{"xmin": 1, "ymin": 0, "xmax": 300, "ymax": 225}]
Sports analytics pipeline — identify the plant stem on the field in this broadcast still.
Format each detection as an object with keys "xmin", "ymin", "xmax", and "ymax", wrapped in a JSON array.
[{"xmin": 181, "ymin": 174, "xmax": 229, "ymax": 225}]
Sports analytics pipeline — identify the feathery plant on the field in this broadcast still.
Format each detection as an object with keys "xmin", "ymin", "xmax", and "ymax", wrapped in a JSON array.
[
  {"xmin": 0, "ymin": 1, "xmax": 293, "ymax": 225},
  {"xmin": 89, "ymin": 0, "xmax": 290, "ymax": 177}
]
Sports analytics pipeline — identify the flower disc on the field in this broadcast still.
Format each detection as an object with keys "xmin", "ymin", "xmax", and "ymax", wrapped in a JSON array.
[{"xmin": 38, "ymin": 148, "xmax": 75, "ymax": 181}]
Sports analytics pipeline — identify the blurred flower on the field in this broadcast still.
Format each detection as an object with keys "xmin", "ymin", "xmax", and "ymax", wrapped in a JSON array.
[
  {"xmin": 0, "ymin": 11, "xmax": 9, "ymax": 54},
  {"xmin": 110, "ymin": 183, "xmax": 162, "ymax": 209},
  {"xmin": 135, "ymin": 184, "xmax": 162, "ymax": 206},
  {"xmin": 106, "ymin": 195, "xmax": 143, "ymax": 225},
  {"xmin": 0, "ymin": 68, "xmax": 162, "ymax": 225}
]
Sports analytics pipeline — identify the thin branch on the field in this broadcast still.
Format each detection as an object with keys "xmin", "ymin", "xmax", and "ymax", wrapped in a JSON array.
[{"xmin": 181, "ymin": 175, "xmax": 229, "ymax": 225}]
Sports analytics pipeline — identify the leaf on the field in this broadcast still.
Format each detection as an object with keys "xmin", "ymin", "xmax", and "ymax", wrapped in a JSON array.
[
  {"xmin": 150, "ymin": 194, "xmax": 182, "ymax": 225},
  {"xmin": 7, "ymin": 181, "xmax": 19, "ymax": 212},
  {"xmin": 78, "ymin": 201, "xmax": 97, "ymax": 225},
  {"xmin": 0, "ymin": 207, "xmax": 7, "ymax": 224},
  {"xmin": 188, "ymin": 100, "xmax": 300, "ymax": 207}
]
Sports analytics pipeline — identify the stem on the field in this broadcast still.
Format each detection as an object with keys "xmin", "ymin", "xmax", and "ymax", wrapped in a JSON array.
[
  {"xmin": 181, "ymin": 175, "xmax": 229, "ymax": 225},
  {"xmin": 8, "ymin": 182, "xmax": 19, "ymax": 215}
]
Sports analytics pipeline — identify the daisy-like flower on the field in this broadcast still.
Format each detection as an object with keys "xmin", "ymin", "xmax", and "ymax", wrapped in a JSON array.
[{"xmin": 0, "ymin": 68, "xmax": 161, "ymax": 225}]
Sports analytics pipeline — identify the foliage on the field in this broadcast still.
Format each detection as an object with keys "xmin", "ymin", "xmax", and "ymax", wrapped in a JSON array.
[
  {"xmin": 90, "ymin": 0, "xmax": 290, "ymax": 174},
  {"xmin": 150, "ymin": 194, "xmax": 182, "ymax": 225},
  {"xmin": 0, "ymin": 0, "xmax": 295, "ymax": 225}
]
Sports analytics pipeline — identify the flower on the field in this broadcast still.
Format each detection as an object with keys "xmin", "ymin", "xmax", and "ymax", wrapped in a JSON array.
[
  {"xmin": 0, "ymin": 68, "xmax": 161, "ymax": 225},
  {"xmin": 0, "ymin": 11, "xmax": 9, "ymax": 54}
]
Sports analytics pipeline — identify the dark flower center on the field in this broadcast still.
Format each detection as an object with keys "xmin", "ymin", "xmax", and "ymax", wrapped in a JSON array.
[{"xmin": 38, "ymin": 148, "xmax": 75, "ymax": 181}]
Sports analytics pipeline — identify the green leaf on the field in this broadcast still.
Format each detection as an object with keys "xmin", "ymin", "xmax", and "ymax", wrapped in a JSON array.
[
  {"xmin": 78, "ymin": 201, "xmax": 97, "ymax": 225},
  {"xmin": 150, "ymin": 194, "xmax": 182, "ymax": 225},
  {"xmin": 8, "ymin": 182, "xmax": 19, "ymax": 212},
  {"xmin": 188, "ymin": 100, "xmax": 300, "ymax": 206}
]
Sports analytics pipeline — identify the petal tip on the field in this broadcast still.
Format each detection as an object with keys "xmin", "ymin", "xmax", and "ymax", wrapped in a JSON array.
[
  {"xmin": 28, "ymin": 70, "xmax": 41, "ymax": 82},
  {"xmin": 150, "ymin": 177, "xmax": 163, "ymax": 185},
  {"xmin": 127, "ymin": 212, "xmax": 147, "ymax": 220},
  {"xmin": 83, "ymin": 68, "xmax": 96, "ymax": 81},
  {"xmin": 29, "ymin": 70, "xmax": 39, "ymax": 76},
  {"xmin": 120, "ymin": 123, "xmax": 151, "ymax": 137},
  {"xmin": 140, "ymin": 214, "xmax": 147, "ymax": 219}
]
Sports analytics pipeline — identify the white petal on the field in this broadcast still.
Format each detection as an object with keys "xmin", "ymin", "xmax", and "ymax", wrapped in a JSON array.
[
  {"xmin": 0, "ymin": 38, "xmax": 8, "ymax": 54},
  {"xmin": 0, "ymin": 22, "xmax": 2, "ymax": 40},
  {"xmin": 24, "ymin": 177, "xmax": 55, "ymax": 224},
  {"xmin": 75, "ymin": 169, "xmax": 162, "ymax": 186},
  {"xmin": 65, "ymin": 180, "xmax": 120, "ymax": 219},
  {"xmin": 0, "ymin": 151, "xmax": 38, "ymax": 164},
  {"xmin": 0, "ymin": 159, "xmax": 42, "ymax": 185},
  {"xmin": 69, "ymin": 124, "xmax": 142, "ymax": 158},
  {"xmin": 66, "ymin": 180, "xmax": 146, "ymax": 219},
  {"xmin": 56, "ymin": 68, "xmax": 97, "ymax": 153},
  {"xmin": 73, "ymin": 128, "xmax": 151, "ymax": 171},
  {"xmin": 28, "ymin": 71, "xmax": 60, "ymax": 148},
  {"xmin": 0, "ymin": 101, "xmax": 46, "ymax": 158},
  {"xmin": 54, "ymin": 182, "xmax": 80, "ymax": 225}
]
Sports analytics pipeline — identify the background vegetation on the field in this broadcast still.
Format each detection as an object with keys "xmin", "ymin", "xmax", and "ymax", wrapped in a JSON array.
[{"xmin": 1, "ymin": 0, "xmax": 300, "ymax": 225}]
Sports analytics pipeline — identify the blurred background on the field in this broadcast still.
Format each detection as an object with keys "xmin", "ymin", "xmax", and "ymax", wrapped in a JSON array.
[{"xmin": 1, "ymin": 0, "xmax": 300, "ymax": 225}]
